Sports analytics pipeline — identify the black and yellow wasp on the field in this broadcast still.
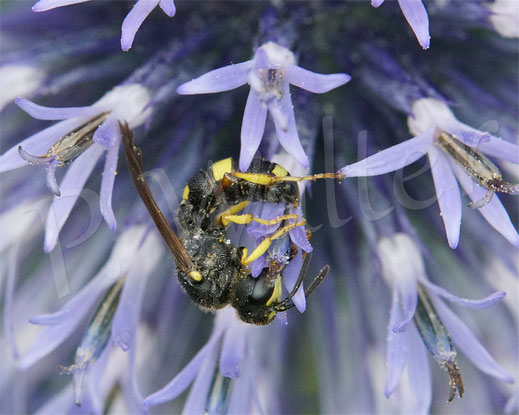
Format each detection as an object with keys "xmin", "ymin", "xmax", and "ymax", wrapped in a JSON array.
[{"xmin": 121, "ymin": 123, "xmax": 343, "ymax": 325}]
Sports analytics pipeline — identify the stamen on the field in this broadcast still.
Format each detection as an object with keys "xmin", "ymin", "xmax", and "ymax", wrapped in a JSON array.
[
  {"xmin": 46, "ymin": 158, "xmax": 61, "ymax": 196},
  {"xmin": 18, "ymin": 146, "xmax": 50, "ymax": 165},
  {"xmin": 445, "ymin": 360, "xmax": 464, "ymax": 402},
  {"xmin": 413, "ymin": 283, "xmax": 464, "ymax": 402},
  {"xmin": 436, "ymin": 131, "xmax": 518, "ymax": 206}
]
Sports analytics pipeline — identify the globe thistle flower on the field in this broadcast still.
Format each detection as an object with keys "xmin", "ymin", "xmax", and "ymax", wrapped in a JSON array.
[
  {"xmin": 0, "ymin": 83, "xmax": 151, "ymax": 252},
  {"xmin": 177, "ymin": 41, "xmax": 350, "ymax": 171},
  {"xmin": 340, "ymin": 98, "xmax": 519, "ymax": 248}
]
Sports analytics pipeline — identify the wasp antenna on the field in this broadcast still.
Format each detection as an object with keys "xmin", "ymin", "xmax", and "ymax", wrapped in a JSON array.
[
  {"xmin": 274, "ymin": 252, "xmax": 312, "ymax": 312},
  {"xmin": 304, "ymin": 265, "xmax": 329, "ymax": 299}
]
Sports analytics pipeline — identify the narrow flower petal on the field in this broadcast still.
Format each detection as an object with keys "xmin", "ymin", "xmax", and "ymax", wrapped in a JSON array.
[
  {"xmin": 289, "ymin": 224, "xmax": 313, "ymax": 253},
  {"xmin": 32, "ymin": 0, "xmax": 90, "ymax": 12},
  {"xmin": 392, "ymin": 278, "xmax": 417, "ymax": 332},
  {"xmin": 121, "ymin": 0, "xmax": 160, "ymax": 51},
  {"xmin": 282, "ymin": 249, "xmax": 306, "ymax": 313},
  {"xmin": 144, "ymin": 334, "xmax": 221, "ymax": 408},
  {"xmin": 397, "ymin": 0, "xmax": 430, "ymax": 49},
  {"xmin": 15, "ymin": 97, "xmax": 99, "ymax": 120},
  {"xmin": 452, "ymin": 163, "xmax": 519, "ymax": 247},
  {"xmin": 100, "ymin": 130, "xmax": 121, "ymax": 231},
  {"xmin": 421, "ymin": 279, "xmax": 505, "ymax": 309},
  {"xmin": 271, "ymin": 88, "xmax": 309, "ymax": 168},
  {"xmin": 159, "ymin": 0, "xmax": 176, "ymax": 16},
  {"xmin": 219, "ymin": 319, "xmax": 248, "ymax": 378},
  {"xmin": 46, "ymin": 158, "xmax": 61, "ymax": 196},
  {"xmin": 371, "ymin": 0, "xmax": 384, "ymax": 6},
  {"xmin": 428, "ymin": 148, "xmax": 462, "ymax": 248},
  {"xmin": 239, "ymin": 90, "xmax": 267, "ymax": 172},
  {"xmin": 385, "ymin": 290, "xmax": 407, "ymax": 397},
  {"xmin": 17, "ymin": 147, "xmax": 50, "ymax": 165},
  {"xmin": 44, "ymin": 144, "xmax": 104, "ymax": 253},
  {"xmin": 340, "ymin": 129, "xmax": 434, "ymax": 177},
  {"xmin": 0, "ymin": 118, "xmax": 82, "ymax": 173},
  {"xmin": 406, "ymin": 324, "xmax": 432, "ymax": 414},
  {"xmin": 434, "ymin": 298, "xmax": 514, "ymax": 382},
  {"xmin": 285, "ymin": 64, "xmax": 351, "ymax": 94},
  {"xmin": 177, "ymin": 62, "xmax": 251, "ymax": 95},
  {"xmin": 4, "ymin": 247, "xmax": 20, "ymax": 358}
]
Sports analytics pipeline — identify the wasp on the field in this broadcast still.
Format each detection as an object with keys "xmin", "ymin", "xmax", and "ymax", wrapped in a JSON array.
[{"xmin": 121, "ymin": 123, "xmax": 343, "ymax": 325}]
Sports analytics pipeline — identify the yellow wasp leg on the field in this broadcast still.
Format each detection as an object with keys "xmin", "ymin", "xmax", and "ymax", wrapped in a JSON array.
[
  {"xmin": 231, "ymin": 171, "xmax": 345, "ymax": 185},
  {"xmin": 220, "ymin": 213, "xmax": 299, "ymax": 227},
  {"xmin": 241, "ymin": 219, "xmax": 306, "ymax": 265},
  {"xmin": 214, "ymin": 201, "xmax": 249, "ymax": 225}
]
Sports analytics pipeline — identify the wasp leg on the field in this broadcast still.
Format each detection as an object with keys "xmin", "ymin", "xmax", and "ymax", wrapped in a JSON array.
[
  {"xmin": 214, "ymin": 201, "xmax": 250, "ymax": 225},
  {"xmin": 241, "ymin": 219, "xmax": 306, "ymax": 265},
  {"xmin": 220, "ymin": 213, "xmax": 299, "ymax": 227},
  {"xmin": 231, "ymin": 171, "xmax": 345, "ymax": 185}
]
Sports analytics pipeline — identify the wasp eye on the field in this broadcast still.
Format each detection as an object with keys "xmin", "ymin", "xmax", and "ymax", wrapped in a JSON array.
[{"xmin": 250, "ymin": 277, "xmax": 274, "ymax": 304}]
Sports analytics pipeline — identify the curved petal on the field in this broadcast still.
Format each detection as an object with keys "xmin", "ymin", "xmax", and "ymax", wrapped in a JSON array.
[
  {"xmin": 239, "ymin": 90, "xmax": 267, "ymax": 172},
  {"xmin": 93, "ymin": 116, "xmax": 119, "ymax": 149},
  {"xmin": 15, "ymin": 97, "xmax": 98, "ymax": 120},
  {"xmin": 392, "ymin": 278, "xmax": 417, "ymax": 332},
  {"xmin": 100, "ymin": 132, "xmax": 121, "ymax": 231},
  {"xmin": 285, "ymin": 64, "xmax": 350, "ymax": 94},
  {"xmin": 433, "ymin": 298, "xmax": 514, "ymax": 383},
  {"xmin": 32, "ymin": 0, "xmax": 90, "ymax": 12},
  {"xmin": 452, "ymin": 162, "xmax": 519, "ymax": 247},
  {"xmin": 282, "ymin": 249, "xmax": 306, "ymax": 313},
  {"xmin": 159, "ymin": 0, "xmax": 176, "ymax": 16},
  {"xmin": 372, "ymin": 0, "xmax": 384, "ymax": 6},
  {"xmin": 270, "ymin": 86, "xmax": 309, "ymax": 168},
  {"xmin": 385, "ymin": 290, "xmax": 407, "ymax": 397},
  {"xmin": 176, "ymin": 62, "xmax": 251, "ymax": 95},
  {"xmin": 428, "ymin": 149, "xmax": 462, "ymax": 248},
  {"xmin": 219, "ymin": 319, "xmax": 248, "ymax": 378},
  {"xmin": 406, "ymin": 324, "xmax": 432, "ymax": 414},
  {"xmin": 46, "ymin": 158, "xmax": 61, "ymax": 196},
  {"xmin": 0, "ymin": 118, "xmax": 83, "ymax": 173},
  {"xmin": 421, "ymin": 279, "xmax": 505, "ymax": 309},
  {"xmin": 44, "ymin": 144, "xmax": 104, "ymax": 253},
  {"xmin": 121, "ymin": 0, "xmax": 160, "ymax": 51},
  {"xmin": 289, "ymin": 223, "xmax": 312, "ymax": 253},
  {"xmin": 340, "ymin": 130, "xmax": 434, "ymax": 177},
  {"xmin": 397, "ymin": 0, "xmax": 430, "ymax": 49}
]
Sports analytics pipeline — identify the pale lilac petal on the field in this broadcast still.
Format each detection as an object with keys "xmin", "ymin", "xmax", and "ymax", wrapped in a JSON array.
[
  {"xmin": 144, "ymin": 334, "xmax": 221, "ymax": 408},
  {"xmin": 240, "ymin": 90, "xmax": 267, "ymax": 172},
  {"xmin": 177, "ymin": 62, "xmax": 251, "ymax": 95},
  {"xmin": 270, "ymin": 87, "xmax": 309, "ymax": 168},
  {"xmin": 285, "ymin": 64, "xmax": 350, "ymax": 94},
  {"xmin": 32, "ymin": 0, "xmax": 90, "ymax": 12},
  {"xmin": 15, "ymin": 97, "xmax": 98, "ymax": 120},
  {"xmin": 100, "ymin": 132, "xmax": 121, "ymax": 231},
  {"xmin": 46, "ymin": 158, "xmax": 61, "ymax": 196},
  {"xmin": 0, "ymin": 118, "xmax": 82, "ymax": 173},
  {"xmin": 93, "ymin": 116, "xmax": 119, "ymax": 149},
  {"xmin": 505, "ymin": 392, "xmax": 518, "ymax": 414},
  {"xmin": 372, "ymin": 0, "xmax": 384, "ymax": 6},
  {"xmin": 112, "ymin": 266, "xmax": 146, "ymax": 352},
  {"xmin": 251, "ymin": 253, "xmax": 267, "ymax": 278},
  {"xmin": 282, "ymin": 249, "xmax": 306, "ymax": 313},
  {"xmin": 219, "ymin": 320, "xmax": 248, "ymax": 378},
  {"xmin": 121, "ymin": 0, "xmax": 160, "ymax": 52},
  {"xmin": 452, "ymin": 163, "xmax": 519, "ymax": 247},
  {"xmin": 397, "ymin": 0, "xmax": 430, "ymax": 49},
  {"xmin": 406, "ymin": 324, "xmax": 432, "ymax": 414},
  {"xmin": 159, "ymin": 0, "xmax": 175, "ymax": 16},
  {"xmin": 4, "ymin": 247, "xmax": 19, "ymax": 358},
  {"xmin": 434, "ymin": 298, "xmax": 514, "ymax": 382},
  {"xmin": 44, "ymin": 144, "xmax": 104, "ymax": 253},
  {"xmin": 227, "ymin": 361, "xmax": 253, "ymax": 414},
  {"xmin": 392, "ymin": 278, "xmax": 417, "ymax": 332},
  {"xmin": 421, "ymin": 279, "xmax": 505, "ymax": 309},
  {"xmin": 247, "ymin": 203, "xmax": 284, "ymax": 240},
  {"xmin": 181, "ymin": 343, "xmax": 220, "ymax": 414},
  {"xmin": 447, "ymin": 125, "xmax": 519, "ymax": 164},
  {"xmin": 385, "ymin": 290, "xmax": 407, "ymax": 397},
  {"xmin": 340, "ymin": 130, "xmax": 434, "ymax": 177},
  {"xmin": 289, "ymin": 224, "xmax": 312, "ymax": 253},
  {"xmin": 428, "ymin": 148, "xmax": 462, "ymax": 248}
]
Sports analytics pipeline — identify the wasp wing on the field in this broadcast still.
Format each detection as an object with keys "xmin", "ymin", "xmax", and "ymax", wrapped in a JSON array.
[{"xmin": 120, "ymin": 122, "xmax": 195, "ymax": 274}]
